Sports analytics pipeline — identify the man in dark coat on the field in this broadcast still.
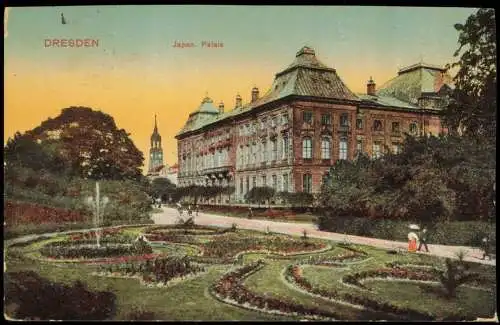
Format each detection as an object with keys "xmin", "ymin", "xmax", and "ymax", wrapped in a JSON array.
[{"xmin": 417, "ymin": 227, "xmax": 429, "ymax": 252}]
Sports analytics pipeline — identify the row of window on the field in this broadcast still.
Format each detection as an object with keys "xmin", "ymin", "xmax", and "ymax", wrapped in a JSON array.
[
  {"xmin": 302, "ymin": 138, "xmax": 401, "ymax": 160},
  {"xmin": 237, "ymin": 136, "xmax": 290, "ymax": 167},
  {"xmin": 239, "ymin": 114, "xmax": 289, "ymax": 136},
  {"xmin": 181, "ymin": 148, "xmax": 230, "ymax": 172},
  {"xmin": 303, "ymin": 111, "xmax": 420, "ymax": 134},
  {"xmin": 239, "ymin": 173, "xmax": 290, "ymax": 195}
]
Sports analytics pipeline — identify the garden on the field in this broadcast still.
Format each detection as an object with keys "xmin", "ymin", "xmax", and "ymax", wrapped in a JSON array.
[{"xmin": 4, "ymin": 223, "xmax": 497, "ymax": 321}]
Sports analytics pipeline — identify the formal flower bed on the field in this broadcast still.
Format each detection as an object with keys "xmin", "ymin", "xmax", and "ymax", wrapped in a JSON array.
[
  {"xmin": 39, "ymin": 238, "xmax": 153, "ymax": 260},
  {"xmin": 97, "ymin": 256, "xmax": 206, "ymax": 285},
  {"xmin": 4, "ymin": 200, "xmax": 86, "ymax": 225},
  {"xmin": 211, "ymin": 261, "xmax": 338, "ymax": 320},
  {"xmin": 301, "ymin": 251, "xmax": 365, "ymax": 266},
  {"xmin": 144, "ymin": 233, "xmax": 198, "ymax": 244},
  {"xmin": 285, "ymin": 264, "xmax": 435, "ymax": 321},
  {"xmin": 201, "ymin": 236, "xmax": 326, "ymax": 259},
  {"xmin": 69, "ymin": 228, "xmax": 125, "ymax": 241},
  {"xmin": 342, "ymin": 267, "xmax": 438, "ymax": 290}
]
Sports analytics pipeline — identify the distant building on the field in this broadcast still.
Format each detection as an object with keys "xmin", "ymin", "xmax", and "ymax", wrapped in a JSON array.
[
  {"xmin": 148, "ymin": 115, "xmax": 164, "ymax": 174},
  {"xmin": 175, "ymin": 46, "xmax": 452, "ymax": 202}
]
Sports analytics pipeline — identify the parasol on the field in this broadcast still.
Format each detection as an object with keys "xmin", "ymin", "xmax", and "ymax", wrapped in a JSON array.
[
  {"xmin": 408, "ymin": 232, "xmax": 419, "ymax": 241},
  {"xmin": 409, "ymin": 224, "xmax": 420, "ymax": 230}
]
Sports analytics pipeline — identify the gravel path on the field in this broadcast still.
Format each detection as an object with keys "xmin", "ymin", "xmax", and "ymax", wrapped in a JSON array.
[{"xmin": 152, "ymin": 207, "xmax": 496, "ymax": 266}]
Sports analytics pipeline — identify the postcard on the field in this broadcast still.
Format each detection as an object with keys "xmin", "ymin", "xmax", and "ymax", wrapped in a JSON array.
[{"xmin": 4, "ymin": 5, "xmax": 496, "ymax": 321}]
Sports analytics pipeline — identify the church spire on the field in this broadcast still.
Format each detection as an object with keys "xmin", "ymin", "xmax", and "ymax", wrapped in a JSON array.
[{"xmin": 154, "ymin": 114, "xmax": 158, "ymax": 133}]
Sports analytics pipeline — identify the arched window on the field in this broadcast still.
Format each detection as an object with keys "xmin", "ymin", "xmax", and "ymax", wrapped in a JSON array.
[
  {"xmin": 302, "ymin": 137, "xmax": 313, "ymax": 159},
  {"xmin": 321, "ymin": 137, "xmax": 331, "ymax": 159}
]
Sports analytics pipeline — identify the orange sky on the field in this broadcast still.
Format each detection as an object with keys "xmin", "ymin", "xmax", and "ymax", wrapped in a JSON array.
[{"xmin": 4, "ymin": 6, "xmax": 475, "ymax": 173}]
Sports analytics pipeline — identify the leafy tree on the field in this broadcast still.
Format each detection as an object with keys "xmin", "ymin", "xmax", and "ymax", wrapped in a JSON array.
[
  {"xmin": 443, "ymin": 8, "xmax": 496, "ymax": 139},
  {"xmin": 245, "ymin": 186, "xmax": 275, "ymax": 207},
  {"xmin": 25, "ymin": 106, "xmax": 144, "ymax": 180},
  {"xmin": 4, "ymin": 132, "xmax": 68, "ymax": 173},
  {"xmin": 437, "ymin": 251, "xmax": 479, "ymax": 299},
  {"xmin": 148, "ymin": 177, "xmax": 176, "ymax": 202}
]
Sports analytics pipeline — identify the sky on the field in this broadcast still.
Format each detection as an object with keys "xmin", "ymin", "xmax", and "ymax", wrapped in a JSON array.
[{"xmin": 4, "ymin": 5, "xmax": 477, "ymax": 173}]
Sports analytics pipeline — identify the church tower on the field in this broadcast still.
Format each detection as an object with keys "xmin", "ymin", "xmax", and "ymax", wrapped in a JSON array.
[{"xmin": 148, "ymin": 115, "xmax": 164, "ymax": 174}]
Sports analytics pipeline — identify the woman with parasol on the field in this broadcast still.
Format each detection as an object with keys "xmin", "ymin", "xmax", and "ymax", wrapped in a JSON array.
[{"xmin": 407, "ymin": 224, "xmax": 420, "ymax": 252}]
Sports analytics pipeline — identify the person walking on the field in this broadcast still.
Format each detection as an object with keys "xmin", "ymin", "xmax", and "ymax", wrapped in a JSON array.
[
  {"xmin": 417, "ymin": 227, "xmax": 430, "ymax": 253},
  {"xmin": 481, "ymin": 236, "xmax": 491, "ymax": 260},
  {"xmin": 248, "ymin": 207, "xmax": 253, "ymax": 219}
]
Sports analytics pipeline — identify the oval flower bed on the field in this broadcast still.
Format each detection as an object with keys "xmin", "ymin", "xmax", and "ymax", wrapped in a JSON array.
[
  {"xmin": 201, "ymin": 236, "xmax": 327, "ymax": 259},
  {"xmin": 97, "ymin": 256, "xmax": 206, "ymax": 286},
  {"xmin": 284, "ymin": 264, "xmax": 435, "ymax": 321},
  {"xmin": 211, "ymin": 261, "xmax": 338, "ymax": 320},
  {"xmin": 342, "ymin": 267, "xmax": 438, "ymax": 290}
]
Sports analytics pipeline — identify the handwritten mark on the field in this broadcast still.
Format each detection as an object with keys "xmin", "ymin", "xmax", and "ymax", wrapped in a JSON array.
[{"xmin": 61, "ymin": 13, "xmax": 67, "ymax": 25}]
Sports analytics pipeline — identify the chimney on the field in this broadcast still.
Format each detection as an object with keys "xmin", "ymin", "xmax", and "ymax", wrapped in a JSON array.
[
  {"xmin": 218, "ymin": 101, "xmax": 224, "ymax": 114},
  {"xmin": 251, "ymin": 86, "xmax": 259, "ymax": 102},
  {"xmin": 367, "ymin": 77, "xmax": 376, "ymax": 96},
  {"xmin": 235, "ymin": 93, "xmax": 242, "ymax": 108}
]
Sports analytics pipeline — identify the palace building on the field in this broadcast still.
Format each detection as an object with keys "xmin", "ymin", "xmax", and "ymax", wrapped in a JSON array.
[{"xmin": 175, "ymin": 46, "xmax": 452, "ymax": 203}]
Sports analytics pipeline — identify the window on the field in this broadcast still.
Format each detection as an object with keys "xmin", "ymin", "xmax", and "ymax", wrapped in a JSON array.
[
  {"xmin": 303, "ymin": 174, "xmax": 312, "ymax": 193},
  {"xmin": 262, "ymin": 175, "xmax": 267, "ymax": 187},
  {"xmin": 373, "ymin": 120, "xmax": 383, "ymax": 131},
  {"xmin": 261, "ymin": 119, "xmax": 266, "ymax": 130},
  {"xmin": 239, "ymin": 178, "xmax": 243, "ymax": 195},
  {"xmin": 262, "ymin": 142, "xmax": 267, "ymax": 162},
  {"xmin": 339, "ymin": 138, "xmax": 348, "ymax": 160},
  {"xmin": 271, "ymin": 139, "xmax": 277, "ymax": 161},
  {"xmin": 392, "ymin": 142, "xmax": 401, "ymax": 154},
  {"xmin": 303, "ymin": 111, "xmax": 313, "ymax": 124},
  {"xmin": 271, "ymin": 117, "xmax": 277, "ymax": 127},
  {"xmin": 356, "ymin": 118, "xmax": 364, "ymax": 130},
  {"xmin": 409, "ymin": 122, "xmax": 418, "ymax": 134},
  {"xmin": 372, "ymin": 141, "xmax": 382, "ymax": 158},
  {"xmin": 321, "ymin": 137, "xmax": 331, "ymax": 159},
  {"xmin": 245, "ymin": 124, "xmax": 250, "ymax": 135},
  {"xmin": 282, "ymin": 136, "xmax": 289, "ymax": 159},
  {"xmin": 246, "ymin": 176, "xmax": 250, "ymax": 194},
  {"xmin": 321, "ymin": 113, "xmax": 331, "ymax": 125},
  {"xmin": 391, "ymin": 122, "xmax": 400, "ymax": 133},
  {"xmin": 253, "ymin": 143, "xmax": 257, "ymax": 164},
  {"xmin": 302, "ymin": 137, "xmax": 313, "ymax": 159},
  {"xmin": 272, "ymin": 175, "xmax": 277, "ymax": 190},
  {"xmin": 252, "ymin": 176, "xmax": 256, "ymax": 189},
  {"xmin": 340, "ymin": 113, "xmax": 349, "ymax": 127},
  {"xmin": 282, "ymin": 174, "xmax": 289, "ymax": 192},
  {"xmin": 356, "ymin": 140, "xmax": 363, "ymax": 153},
  {"xmin": 282, "ymin": 114, "xmax": 289, "ymax": 125}
]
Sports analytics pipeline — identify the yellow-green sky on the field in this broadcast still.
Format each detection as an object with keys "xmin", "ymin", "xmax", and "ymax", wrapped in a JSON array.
[{"xmin": 4, "ymin": 6, "xmax": 476, "ymax": 173}]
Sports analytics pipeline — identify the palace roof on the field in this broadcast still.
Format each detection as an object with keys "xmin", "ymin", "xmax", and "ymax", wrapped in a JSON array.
[{"xmin": 375, "ymin": 62, "xmax": 454, "ymax": 106}]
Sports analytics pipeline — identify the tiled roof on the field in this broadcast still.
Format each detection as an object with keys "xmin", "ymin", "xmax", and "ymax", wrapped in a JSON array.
[
  {"xmin": 176, "ymin": 46, "xmax": 359, "ymax": 136},
  {"xmin": 376, "ymin": 62, "xmax": 454, "ymax": 106},
  {"xmin": 357, "ymin": 94, "xmax": 417, "ymax": 109}
]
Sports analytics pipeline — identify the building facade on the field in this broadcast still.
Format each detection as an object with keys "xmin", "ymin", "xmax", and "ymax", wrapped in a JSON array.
[{"xmin": 175, "ymin": 46, "xmax": 451, "ymax": 203}]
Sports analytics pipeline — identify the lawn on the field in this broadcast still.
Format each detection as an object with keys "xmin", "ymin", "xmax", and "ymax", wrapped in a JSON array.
[{"xmin": 4, "ymin": 224, "xmax": 497, "ymax": 321}]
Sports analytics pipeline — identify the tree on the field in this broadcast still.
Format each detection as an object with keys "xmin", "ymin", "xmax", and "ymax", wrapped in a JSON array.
[
  {"xmin": 437, "ymin": 251, "xmax": 479, "ymax": 299},
  {"xmin": 245, "ymin": 186, "xmax": 275, "ymax": 207},
  {"xmin": 148, "ymin": 177, "xmax": 176, "ymax": 202},
  {"xmin": 25, "ymin": 106, "xmax": 144, "ymax": 180},
  {"xmin": 4, "ymin": 132, "xmax": 68, "ymax": 173},
  {"xmin": 443, "ymin": 8, "xmax": 496, "ymax": 139}
]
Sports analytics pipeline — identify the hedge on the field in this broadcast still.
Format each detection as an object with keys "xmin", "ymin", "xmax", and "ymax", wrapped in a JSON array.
[{"xmin": 317, "ymin": 215, "xmax": 496, "ymax": 247}]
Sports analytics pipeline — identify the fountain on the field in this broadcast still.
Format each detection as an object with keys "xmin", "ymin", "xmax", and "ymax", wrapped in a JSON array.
[{"xmin": 85, "ymin": 182, "xmax": 109, "ymax": 248}]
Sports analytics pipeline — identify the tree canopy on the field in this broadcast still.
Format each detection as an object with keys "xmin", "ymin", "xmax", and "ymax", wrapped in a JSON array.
[
  {"xmin": 19, "ymin": 106, "xmax": 144, "ymax": 180},
  {"xmin": 443, "ymin": 8, "xmax": 496, "ymax": 139}
]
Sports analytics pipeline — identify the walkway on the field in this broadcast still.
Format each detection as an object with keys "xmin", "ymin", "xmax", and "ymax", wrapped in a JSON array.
[{"xmin": 152, "ymin": 207, "xmax": 496, "ymax": 266}]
